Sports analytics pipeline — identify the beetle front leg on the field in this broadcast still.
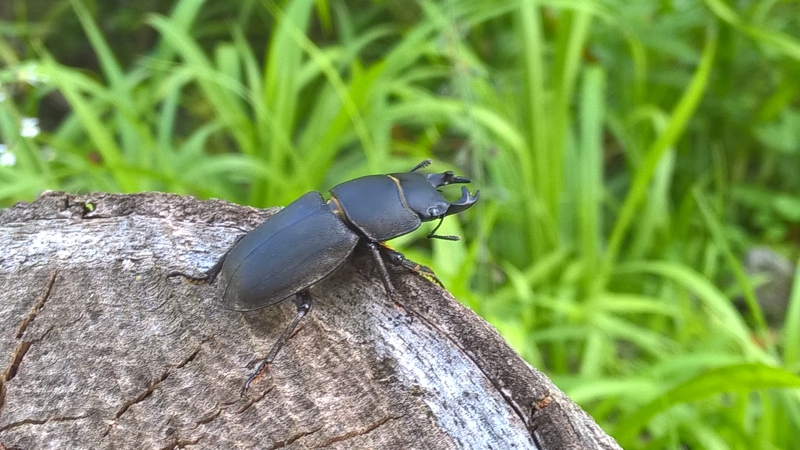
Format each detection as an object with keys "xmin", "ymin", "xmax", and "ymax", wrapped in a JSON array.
[
  {"xmin": 241, "ymin": 290, "xmax": 312, "ymax": 395},
  {"xmin": 378, "ymin": 245, "xmax": 444, "ymax": 287}
]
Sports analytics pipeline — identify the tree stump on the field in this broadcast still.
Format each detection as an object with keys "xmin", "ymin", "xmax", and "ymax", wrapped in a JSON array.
[{"xmin": 0, "ymin": 191, "xmax": 621, "ymax": 449}]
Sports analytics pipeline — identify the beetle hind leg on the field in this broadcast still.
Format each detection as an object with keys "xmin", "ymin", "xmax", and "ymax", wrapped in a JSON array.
[
  {"xmin": 241, "ymin": 291, "xmax": 312, "ymax": 395},
  {"xmin": 166, "ymin": 234, "xmax": 245, "ymax": 283},
  {"xmin": 166, "ymin": 256, "xmax": 224, "ymax": 284}
]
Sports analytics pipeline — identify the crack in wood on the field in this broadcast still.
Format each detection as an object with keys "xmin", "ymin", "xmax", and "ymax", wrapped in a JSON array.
[
  {"xmin": 265, "ymin": 425, "xmax": 324, "ymax": 450},
  {"xmin": 314, "ymin": 414, "xmax": 401, "ymax": 448},
  {"xmin": 192, "ymin": 400, "xmax": 239, "ymax": 428},
  {"xmin": 176, "ymin": 344, "xmax": 203, "ymax": 369},
  {"xmin": 193, "ymin": 407, "xmax": 222, "ymax": 426},
  {"xmin": 0, "ymin": 414, "xmax": 88, "ymax": 433},
  {"xmin": 103, "ymin": 344, "xmax": 207, "ymax": 437},
  {"xmin": 191, "ymin": 398, "xmax": 239, "ymax": 429},
  {"xmin": 15, "ymin": 271, "xmax": 58, "ymax": 339},
  {"xmin": 0, "ymin": 327, "xmax": 54, "ymax": 416},
  {"xmin": 233, "ymin": 386, "xmax": 273, "ymax": 415},
  {"xmin": 2, "ymin": 343, "xmax": 31, "ymax": 386},
  {"xmin": 194, "ymin": 400, "xmax": 242, "ymax": 428},
  {"xmin": 101, "ymin": 369, "xmax": 172, "ymax": 438},
  {"xmin": 112, "ymin": 370, "xmax": 171, "ymax": 421}
]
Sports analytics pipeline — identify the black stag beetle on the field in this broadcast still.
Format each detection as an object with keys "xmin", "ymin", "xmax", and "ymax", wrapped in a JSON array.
[{"xmin": 169, "ymin": 159, "xmax": 479, "ymax": 393}]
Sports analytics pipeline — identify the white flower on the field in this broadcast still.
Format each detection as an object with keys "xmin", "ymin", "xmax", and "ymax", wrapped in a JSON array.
[
  {"xmin": 0, "ymin": 144, "xmax": 15, "ymax": 167},
  {"xmin": 21, "ymin": 117, "xmax": 40, "ymax": 138}
]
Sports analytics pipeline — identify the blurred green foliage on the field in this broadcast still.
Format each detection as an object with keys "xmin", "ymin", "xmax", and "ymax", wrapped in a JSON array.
[{"xmin": 2, "ymin": 0, "xmax": 800, "ymax": 447}]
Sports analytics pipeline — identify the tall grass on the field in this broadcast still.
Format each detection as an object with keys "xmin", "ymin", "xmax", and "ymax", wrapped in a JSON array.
[{"xmin": 2, "ymin": 0, "xmax": 800, "ymax": 447}]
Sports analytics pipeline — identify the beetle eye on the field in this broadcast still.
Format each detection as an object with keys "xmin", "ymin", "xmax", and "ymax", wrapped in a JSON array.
[{"xmin": 427, "ymin": 206, "xmax": 443, "ymax": 217}]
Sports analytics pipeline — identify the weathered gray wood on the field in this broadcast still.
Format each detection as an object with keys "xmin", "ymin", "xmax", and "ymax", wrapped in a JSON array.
[{"xmin": 0, "ymin": 191, "xmax": 621, "ymax": 449}]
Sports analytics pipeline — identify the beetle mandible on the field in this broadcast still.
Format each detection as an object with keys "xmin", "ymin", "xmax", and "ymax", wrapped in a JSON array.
[{"xmin": 169, "ymin": 160, "xmax": 479, "ymax": 393}]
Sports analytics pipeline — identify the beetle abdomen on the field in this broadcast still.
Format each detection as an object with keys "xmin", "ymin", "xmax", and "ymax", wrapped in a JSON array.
[
  {"xmin": 219, "ymin": 191, "xmax": 359, "ymax": 311},
  {"xmin": 330, "ymin": 175, "xmax": 421, "ymax": 242}
]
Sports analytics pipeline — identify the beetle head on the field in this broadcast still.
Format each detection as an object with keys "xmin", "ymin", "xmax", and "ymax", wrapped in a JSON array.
[
  {"xmin": 392, "ymin": 170, "xmax": 479, "ymax": 222},
  {"xmin": 423, "ymin": 171, "xmax": 479, "ymax": 240},
  {"xmin": 425, "ymin": 171, "xmax": 479, "ymax": 217}
]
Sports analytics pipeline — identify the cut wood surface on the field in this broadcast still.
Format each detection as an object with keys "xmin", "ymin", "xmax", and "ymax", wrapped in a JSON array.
[{"xmin": 0, "ymin": 191, "xmax": 621, "ymax": 449}]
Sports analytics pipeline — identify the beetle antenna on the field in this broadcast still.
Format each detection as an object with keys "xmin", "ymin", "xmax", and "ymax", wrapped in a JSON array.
[
  {"xmin": 410, "ymin": 159, "xmax": 432, "ymax": 172},
  {"xmin": 426, "ymin": 217, "xmax": 460, "ymax": 241}
]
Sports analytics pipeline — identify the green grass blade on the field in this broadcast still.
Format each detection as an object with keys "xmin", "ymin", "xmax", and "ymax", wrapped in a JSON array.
[
  {"xmin": 70, "ymin": 0, "xmax": 127, "ymax": 96},
  {"xmin": 516, "ymin": 1, "xmax": 551, "ymax": 258},
  {"xmin": 616, "ymin": 260, "xmax": 760, "ymax": 358},
  {"xmin": 694, "ymin": 188, "xmax": 770, "ymax": 338},
  {"xmin": 615, "ymin": 363, "xmax": 800, "ymax": 445},
  {"xmin": 577, "ymin": 64, "xmax": 605, "ymax": 273},
  {"xmin": 782, "ymin": 257, "xmax": 800, "ymax": 369},
  {"xmin": 39, "ymin": 59, "xmax": 135, "ymax": 191},
  {"xmin": 601, "ymin": 30, "xmax": 718, "ymax": 287},
  {"xmin": 704, "ymin": 0, "xmax": 800, "ymax": 61},
  {"xmin": 148, "ymin": 15, "xmax": 255, "ymax": 156}
]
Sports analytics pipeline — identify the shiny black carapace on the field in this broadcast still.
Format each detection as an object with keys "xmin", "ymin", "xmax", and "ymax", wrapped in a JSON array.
[{"xmin": 170, "ymin": 160, "xmax": 479, "ymax": 393}]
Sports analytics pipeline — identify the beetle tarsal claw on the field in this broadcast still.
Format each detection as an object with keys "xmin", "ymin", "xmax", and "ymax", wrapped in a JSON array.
[
  {"xmin": 245, "ymin": 358, "xmax": 260, "ymax": 369},
  {"xmin": 241, "ymin": 362, "xmax": 270, "ymax": 395},
  {"xmin": 411, "ymin": 264, "xmax": 444, "ymax": 287}
]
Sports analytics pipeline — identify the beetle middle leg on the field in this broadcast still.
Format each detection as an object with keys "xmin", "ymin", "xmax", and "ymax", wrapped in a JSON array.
[
  {"xmin": 366, "ymin": 242, "xmax": 398, "ymax": 299},
  {"xmin": 241, "ymin": 290, "xmax": 312, "ymax": 395}
]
